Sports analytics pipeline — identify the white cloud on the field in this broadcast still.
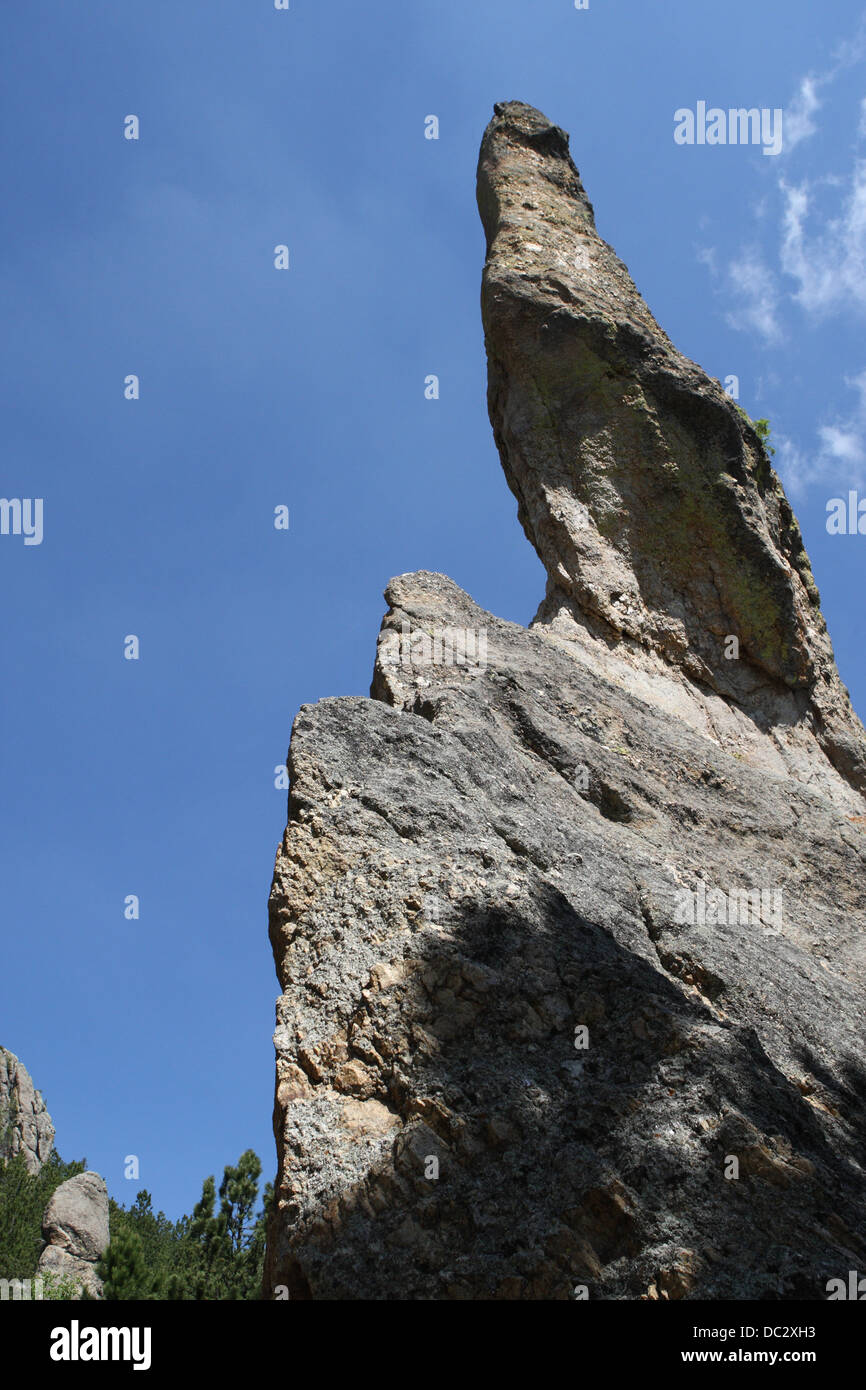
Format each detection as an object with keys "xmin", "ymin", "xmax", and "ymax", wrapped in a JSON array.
[
  {"xmin": 779, "ymin": 162, "xmax": 866, "ymax": 314},
  {"xmin": 696, "ymin": 21, "xmax": 866, "ymax": 496},
  {"xmin": 721, "ymin": 247, "xmax": 783, "ymax": 342},
  {"xmin": 698, "ymin": 242, "xmax": 782, "ymax": 342},
  {"xmin": 774, "ymin": 436, "xmax": 818, "ymax": 498},
  {"xmin": 832, "ymin": 18, "xmax": 866, "ymax": 71},
  {"xmin": 774, "ymin": 370, "xmax": 866, "ymax": 498},
  {"xmin": 699, "ymin": 23, "xmax": 866, "ymax": 339},
  {"xmin": 782, "ymin": 16, "xmax": 866, "ymax": 154},
  {"xmin": 818, "ymin": 423, "xmax": 865, "ymax": 462},
  {"xmin": 784, "ymin": 76, "xmax": 822, "ymax": 151}
]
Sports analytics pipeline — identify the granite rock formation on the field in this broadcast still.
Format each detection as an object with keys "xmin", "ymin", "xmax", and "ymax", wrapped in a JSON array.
[
  {"xmin": 477, "ymin": 101, "xmax": 866, "ymax": 803},
  {"xmin": 264, "ymin": 102, "xmax": 866, "ymax": 1301},
  {"xmin": 0, "ymin": 1046, "xmax": 55, "ymax": 1175},
  {"xmin": 37, "ymin": 1171, "xmax": 109, "ymax": 1299}
]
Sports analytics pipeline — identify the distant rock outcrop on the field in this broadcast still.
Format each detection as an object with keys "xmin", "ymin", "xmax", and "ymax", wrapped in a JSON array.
[
  {"xmin": 0, "ymin": 1046, "xmax": 55, "ymax": 1175},
  {"xmin": 2, "ymin": 1046, "xmax": 109, "ymax": 1298},
  {"xmin": 264, "ymin": 103, "xmax": 866, "ymax": 1300},
  {"xmin": 37, "ymin": 1171, "xmax": 109, "ymax": 1299}
]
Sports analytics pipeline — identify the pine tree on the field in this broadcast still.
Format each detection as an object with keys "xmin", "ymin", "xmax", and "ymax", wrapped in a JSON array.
[
  {"xmin": 163, "ymin": 1152, "xmax": 271, "ymax": 1299},
  {"xmin": 98, "ymin": 1228, "xmax": 157, "ymax": 1300},
  {"xmin": 0, "ymin": 1149, "xmax": 86, "ymax": 1280},
  {"xmin": 107, "ymin": 1189, "xmax": 177, "ymax": 1292},
  {"xmin": 2, "ymin": 1120, "xmax": 270, "ymax": 1299}
]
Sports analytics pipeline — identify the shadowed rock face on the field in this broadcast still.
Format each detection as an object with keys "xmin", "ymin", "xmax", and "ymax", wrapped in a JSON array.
[{"xmin": 264, "ymin": 104, "xmax": 866, "ymax": 1301}]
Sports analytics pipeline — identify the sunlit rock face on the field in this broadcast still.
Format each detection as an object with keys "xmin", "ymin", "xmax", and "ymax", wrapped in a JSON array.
[
  {"xmin": 264, "ymin": 104, "xmax": 866, "ymax": 1302},
  {"xmin": 0, "ymin": 1046, "xmax": 55, "ymax": 1175},
  {"xmin": 479, "ymin": 101, "xmax": 866, "ymax": 805},
  {"xmin": 38, "ymin": 1171, "xmax": 109, "ymax": 1299}
]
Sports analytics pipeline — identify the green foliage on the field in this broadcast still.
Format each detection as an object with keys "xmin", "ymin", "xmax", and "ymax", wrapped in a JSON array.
[
  {"xmin": 0, "ymin": 1149, "xmax": 86, "ymax": 1281},
  {"xmin": 165, "ymin": 1150, "xmax": 272, "ymax": 1300},
  {"xmin": 100, "ymin": 1152, "xmax": 272, "ymax": 1301},
  {"xmin": 107, "ymin": 1189, "xmax": 179, "ymax": 1296},
  {"xmin": 1, "ymin": 1133, "xmax": 271, "ymax": 1301},
  {"xmin": 752, "ymin": 417, "xmax": 776, "ymax": 456},
  {"xmin": 734, "ymin": 402, "xmax": 776, "ymax": 456},
  {"xmin": 42, "ymin": 1270, "xmax": 91, "ymax": 1300},
  {"xmin": 98, "ymin": 1228, "xmax": 160, "ymax": 1300}
]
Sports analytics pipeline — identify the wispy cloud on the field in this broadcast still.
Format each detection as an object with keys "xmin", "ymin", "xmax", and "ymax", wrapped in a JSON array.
[
  {"xmin": 696, "ymin": 19, "xmax": 866, "ymax": 496},
  {"xmin": 699, "ymin": 243, "xmax": 782, "ymax": 342},
  {"xmin": 698, "ymin": 25, "xmax": 866, "ymax": 333},
  {"xmin": 775, "ymin": 369, "xmax": 866, "ymax": 498},
  {"xmin": 779, "ymin": 164, "xmax": 866, "ymax": 314},
  {"xmin": 784, "ymin": 76, "xmax": 822, "ymax": 152},
  {"xmin": 779, "ymin": 16, "xmax": 866, "ymax": 154},
  {"xmin": 724, "ymin": 246, "xmax": 783, "ymax": 340},
  {"xmin": 774, "ymin": 436, "xmax": 818, "ymax": 498}
]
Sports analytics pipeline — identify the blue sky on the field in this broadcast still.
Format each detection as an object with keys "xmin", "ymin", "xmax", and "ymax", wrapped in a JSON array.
[{"xmin": 2, "ymin": 0, "xmax": 865, "ymax": 1223}]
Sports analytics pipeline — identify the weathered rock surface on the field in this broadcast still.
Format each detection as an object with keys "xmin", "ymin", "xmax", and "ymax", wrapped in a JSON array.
[
  {"xmin": 264, "ymin": 103, "xmax": 866, "ymax": 1301},
  {"xmin": 478, "ymin": 101, "xmax": 866, "ymax": 804},
  {"xmin": 37, "ymin": 1171, "xmax": 109, "ymax": 1299},
  {"xmin": 0, "ymin": 1046, "xmax": 55, "ymax": 1174}
]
